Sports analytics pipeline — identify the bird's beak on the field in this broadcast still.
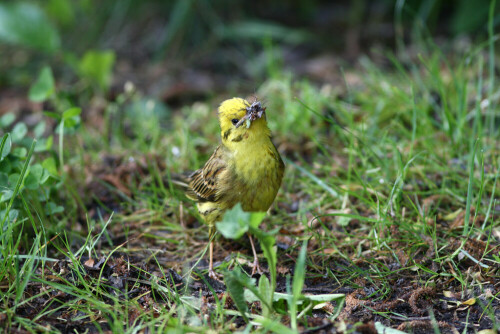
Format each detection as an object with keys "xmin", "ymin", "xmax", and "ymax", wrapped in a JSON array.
[
  {"xmin": 234, "ymin": 117, "xmax": 248, "ymax": 128},
  {"xmin": 235, "ymin": 106, "xmax": 266, "ymax": 129}
]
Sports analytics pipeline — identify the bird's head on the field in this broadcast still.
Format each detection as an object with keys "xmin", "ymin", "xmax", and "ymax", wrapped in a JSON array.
[{"xmin": 218, "ymin": 97, "xmax": 270, "ymax": 146}]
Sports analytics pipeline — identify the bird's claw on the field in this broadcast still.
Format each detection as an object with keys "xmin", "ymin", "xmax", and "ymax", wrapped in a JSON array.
[
  {"xmin": 208, "ymin": 269, "xmax": 223, "ymax": 281},
  {"xmin": 250, "ymin": 258, "xmax": 264, "ymax": 276}
]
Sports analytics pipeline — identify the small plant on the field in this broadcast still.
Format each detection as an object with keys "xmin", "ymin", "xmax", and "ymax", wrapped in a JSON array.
[
  {"xmin": 217, "ymin": 205, "xmax": 345, "ymax": 331},
  {"xmin": 1, "ymin": 64, "xmax": 82, "ymax": 276},
  {"xmin": 0, "ymin": 119, "xmax": 60, "ymax": 228}
]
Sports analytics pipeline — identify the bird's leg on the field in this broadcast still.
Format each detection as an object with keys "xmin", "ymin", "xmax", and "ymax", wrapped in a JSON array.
[
  {"xmin": 248, "ymin": 233, "xmax": 263, "ymax": 275},
  {"xmin": 208, "ymin": 239, "xmax": 216, "ymax": 278},
  {"xmin": 208, "ymin": 226, "xmax": 222, "ymax": 280}
]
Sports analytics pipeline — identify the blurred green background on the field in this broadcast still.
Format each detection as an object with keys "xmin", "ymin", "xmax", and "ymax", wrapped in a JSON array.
[{"xmin": 1, "ymin": 0, "xmax": 499, "ymax": 104}]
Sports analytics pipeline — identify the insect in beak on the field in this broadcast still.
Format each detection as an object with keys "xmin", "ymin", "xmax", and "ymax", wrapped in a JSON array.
[{"xmin": 235, "ymin": 101, "xmax": 266, "ymax": 129}]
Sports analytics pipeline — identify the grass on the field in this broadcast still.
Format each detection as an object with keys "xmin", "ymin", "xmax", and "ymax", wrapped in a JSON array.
[{"xmin": 1, "ymin": 23, "xmax": 499, "ymax": 334}]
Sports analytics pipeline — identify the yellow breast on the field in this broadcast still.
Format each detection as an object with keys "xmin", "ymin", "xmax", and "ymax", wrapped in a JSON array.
[{"xmin": 232, "ymin": 142, "xmax": 283, "ymax": 211}]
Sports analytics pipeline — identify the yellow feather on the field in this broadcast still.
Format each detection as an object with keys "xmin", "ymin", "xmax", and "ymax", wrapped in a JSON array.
[{"xmin": 187, "ymin": 97, "xmax": 284, "ymax": 228}]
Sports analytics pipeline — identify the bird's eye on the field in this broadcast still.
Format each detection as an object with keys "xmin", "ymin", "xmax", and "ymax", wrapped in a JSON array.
[{"xmin": 231, "ymin": 119, "xmax": 239, "ymax": 125}]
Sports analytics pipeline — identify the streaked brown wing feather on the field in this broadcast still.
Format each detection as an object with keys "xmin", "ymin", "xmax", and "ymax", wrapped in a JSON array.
[{"xmin": 187, "ymin": 146, "xmax": 226, "ymax": 202}]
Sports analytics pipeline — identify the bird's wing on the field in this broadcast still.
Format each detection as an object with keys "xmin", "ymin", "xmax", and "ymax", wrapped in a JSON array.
[{"xmin": 187, "ymin": 146, "xmax": 226, "ymax": 202}]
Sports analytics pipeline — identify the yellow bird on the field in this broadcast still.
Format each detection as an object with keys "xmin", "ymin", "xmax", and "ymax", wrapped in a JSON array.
[{"xmin": 182, "ymin": 97, "xmax": 284, "ymax": 278}]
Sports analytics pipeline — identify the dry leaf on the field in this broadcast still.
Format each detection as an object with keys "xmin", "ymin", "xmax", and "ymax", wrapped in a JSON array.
[
  {"xmin": 461, "ymin": 298, "xmax": 476, "ymax": 306},
  {"xmin": 443, "ymin": 291, "xmax": 453, "ymax": 298},
  {"xmin": 84, "ymin": 258, "xmax": 95, "ymax": 267}
]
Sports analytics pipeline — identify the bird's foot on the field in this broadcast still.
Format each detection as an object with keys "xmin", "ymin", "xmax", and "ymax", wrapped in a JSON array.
[
  {"xmin": 249, "ymin": 258, "xmax": 264, "ymax": 276},
  {"xmin": 208, "ymin": 268, "xmax": 223, "ymax": 281}
]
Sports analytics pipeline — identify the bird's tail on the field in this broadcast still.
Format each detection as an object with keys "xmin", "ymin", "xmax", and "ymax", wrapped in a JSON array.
[
  {"xmin": 167, "ymin": 171, "xmax": 191, "ymax": 189},
  {"xmin": 165, "ymin": 171, "xmax": 199, "ymax": 201}
]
